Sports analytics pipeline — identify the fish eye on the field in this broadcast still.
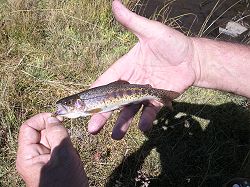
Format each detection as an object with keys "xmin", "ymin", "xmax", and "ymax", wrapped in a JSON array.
[{"xmin": 75, "ymin": 99, "xmax": 84, "ymax": 109}]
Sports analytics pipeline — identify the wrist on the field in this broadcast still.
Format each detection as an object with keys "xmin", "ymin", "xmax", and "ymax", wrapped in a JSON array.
[
  {"xmin": 189, "ymin": 37, "xmax": 203, "ymax": 87},
  {"xmin": 189, "ymin": 37, "xmax": 250, "ymax": 97},
  {"xmin": 190, "ymin": 37, "xmax": 229, "ymax": 91}
]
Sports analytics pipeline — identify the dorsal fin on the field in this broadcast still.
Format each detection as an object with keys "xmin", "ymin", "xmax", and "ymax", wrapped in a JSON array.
[{"xmin": 107, "ymin": 80, "xmax": 130, "ymax": 85}]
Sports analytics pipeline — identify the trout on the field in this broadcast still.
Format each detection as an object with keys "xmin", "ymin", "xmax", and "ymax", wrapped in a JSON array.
[{"xmin": 55, "ymin": 80, "xmax": 180, "ymax": 118}]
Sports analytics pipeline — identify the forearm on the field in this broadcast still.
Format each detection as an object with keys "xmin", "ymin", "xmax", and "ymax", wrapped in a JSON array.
[{"xmin": 192, "ymin": 38, "xmax": 250, "ymax": 98}]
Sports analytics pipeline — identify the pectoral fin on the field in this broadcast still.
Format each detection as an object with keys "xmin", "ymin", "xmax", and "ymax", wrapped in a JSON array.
[{"xmin": 86, "ymin": 108, "xmax": 103, "ymax": 114}]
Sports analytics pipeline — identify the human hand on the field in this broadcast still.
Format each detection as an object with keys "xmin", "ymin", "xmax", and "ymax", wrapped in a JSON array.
[
  {"xmin": 16, "ymin": 113, "xmax": 88, "ymax": 187},
  {"xmin": 88, "ymin": 0, "xmax": 199, "ymax": 139}
]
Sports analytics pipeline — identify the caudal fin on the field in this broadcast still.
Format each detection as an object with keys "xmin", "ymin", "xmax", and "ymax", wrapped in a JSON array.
[{"xmin": 154, "ymin": 89, "xmax": 180, "ymax": 111}]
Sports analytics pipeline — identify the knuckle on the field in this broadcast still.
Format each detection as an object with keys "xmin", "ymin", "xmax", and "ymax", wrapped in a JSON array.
[{"xmin": 19, "ymin": 124, "xmax": 29, "ymax": 132}]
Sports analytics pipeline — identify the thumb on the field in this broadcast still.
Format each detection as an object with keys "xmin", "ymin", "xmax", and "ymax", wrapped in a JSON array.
[
  {"xmin": 46, "ymin": 117, "xmax": 70, "ymax": 150},
  {"xmin": 112, "ymin": 0, "xmax": 162, "ymax": 39}
]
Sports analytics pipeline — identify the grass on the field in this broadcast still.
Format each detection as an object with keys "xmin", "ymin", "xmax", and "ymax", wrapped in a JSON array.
[{"xmin": 0, "ymin": 0, "xmax": 250, "ymax": 186}]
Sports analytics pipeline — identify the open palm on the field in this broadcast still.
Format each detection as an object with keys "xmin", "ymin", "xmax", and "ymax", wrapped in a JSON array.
[{"xmin": 88, "ymin": 0, "xmax": 198, "ymax": 139}]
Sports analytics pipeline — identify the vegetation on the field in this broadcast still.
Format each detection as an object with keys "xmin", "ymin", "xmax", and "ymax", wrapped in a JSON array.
[{"xmin": 0, "ymin": 0, "xmax": 249, "ymax": 186}]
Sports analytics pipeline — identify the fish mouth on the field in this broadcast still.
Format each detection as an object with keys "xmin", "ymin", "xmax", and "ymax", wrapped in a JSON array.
[{"xmin": 55, "ymin": 104, "xmax": 69, "ymax": 116}]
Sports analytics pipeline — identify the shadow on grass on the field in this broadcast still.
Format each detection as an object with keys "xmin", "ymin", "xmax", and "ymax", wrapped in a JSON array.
[{"xmin": 106, "ymin": 101, "xmax": 250, "ymax": 187}]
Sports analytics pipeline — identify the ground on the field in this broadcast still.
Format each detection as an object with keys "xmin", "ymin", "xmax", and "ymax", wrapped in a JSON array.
[{"xmin": 0, "ymin": 0, "xmax": 249, "ymax": 186}]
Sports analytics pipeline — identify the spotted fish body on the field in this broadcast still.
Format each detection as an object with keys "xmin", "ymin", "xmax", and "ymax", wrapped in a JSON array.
[{"xmin": 55, "ymin": 81, "xmax": 180, "ymax": 118}]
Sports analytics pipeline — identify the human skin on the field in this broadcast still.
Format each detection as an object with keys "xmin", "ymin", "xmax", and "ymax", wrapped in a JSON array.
[
  {"xmin": 16, "ymin": 113, "xmax": 88, "ymax": 187},
  {"xmin": 16, "ymin": 0, "xmax": 250, "ymax": 185},
  {"xmin": 88, "ymin": 0, "xmax": 250, "ymax": 140},
  {"xmin": 193, "ymin": 37, "xmax": 250, "ymax": 97}
]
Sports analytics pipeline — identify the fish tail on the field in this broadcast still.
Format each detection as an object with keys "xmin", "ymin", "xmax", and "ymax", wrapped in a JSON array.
[{"xmin": 151, "ymin": 88, "xmax": 180, "ymax": 111}]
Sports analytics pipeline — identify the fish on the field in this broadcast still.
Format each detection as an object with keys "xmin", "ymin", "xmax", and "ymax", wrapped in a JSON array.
[{"xmin": 54, "ymin": 80, "xmax": 180, "ymax": 118}]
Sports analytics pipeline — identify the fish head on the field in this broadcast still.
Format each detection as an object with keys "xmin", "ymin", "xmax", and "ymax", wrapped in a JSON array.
[{"xmin": 55, "ymin": 95, "xmax": 86, "ymax": 118}]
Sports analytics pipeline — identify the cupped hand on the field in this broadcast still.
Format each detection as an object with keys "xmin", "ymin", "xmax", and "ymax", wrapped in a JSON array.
[
  {"xmin": 16, "ymin": 113, "xmax": 88, "ymax": 187},
  {"xmin": 88, "ymin": 0, "xmax": 199, "ymax": 139}
]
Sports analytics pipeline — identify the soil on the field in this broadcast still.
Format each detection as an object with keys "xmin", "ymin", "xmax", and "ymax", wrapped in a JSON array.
[{"xmin": 130, "ymin": 0, "xmax": 250, "ymax": 43}]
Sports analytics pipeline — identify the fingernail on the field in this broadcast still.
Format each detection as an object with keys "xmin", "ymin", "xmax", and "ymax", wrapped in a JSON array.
[{"xmin": 47, "ymin": 117, "xmax": 60, "ymax": 124}]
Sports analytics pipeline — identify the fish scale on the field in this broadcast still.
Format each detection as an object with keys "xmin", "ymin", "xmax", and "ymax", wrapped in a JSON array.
[
  {"xmin": 55, "ymin": 81, "xmax": 180, "ymax": 118},
  {"xmin": 84, "ymin": 87, "xmax": 149, "ymax": 112}
]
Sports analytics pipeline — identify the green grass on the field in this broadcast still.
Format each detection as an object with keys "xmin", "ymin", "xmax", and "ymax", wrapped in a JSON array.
[{"xmin": 0, "ymin": 0, "xmax": 249, "ymax": 186}]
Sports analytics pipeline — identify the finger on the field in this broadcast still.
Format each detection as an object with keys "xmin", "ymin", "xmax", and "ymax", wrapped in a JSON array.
[
  {"xmin": 18, "ymin": 113, "xmax": 52, "ymax": 146},
  {"xmin": 17, "ymin": 144, "xmax": 51, "ymax": 160},
  {"xmin": 16, "ymin": 151, "xmax": 50, "ymax": 176},
  {"xmin": 112, "ymin": 0, "xmax": 161, "ymax": 39},
  {"xmin": 138, "ymin": 101, "xmax": 162, "ymax": 132},
  {"xmin": 39, "ymin": 116, "xmax": 63, "ymax": 148},
  {"xmin": 40, "ymin": 129, "xmax": 50, "ymax": 148},
  {"xmin": 46, "ymin": 117, "xmax": 70, "ymax": 150},
  {"xmin": 88, "ymin": 54, "xmax": 135, "ymax": 134},
  {"xmin": 18, "ymin": 124, "xmax": 41, "ymax": 146},
  {"xmin": 112, "ymin": 104, "xmax": 141, "ymax": 140},
  {"xmin": 88, "ymin": 112, "xmax": 112, "ymax": 134},
  {"xmin": 30, "ymin": 154, "xmax": 50, "ymax": 164}
]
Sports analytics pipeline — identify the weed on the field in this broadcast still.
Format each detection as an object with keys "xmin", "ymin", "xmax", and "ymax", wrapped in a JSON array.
[{"xmin": 0, "ymin": 0, "xmax": 249, "ymax": 186}]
